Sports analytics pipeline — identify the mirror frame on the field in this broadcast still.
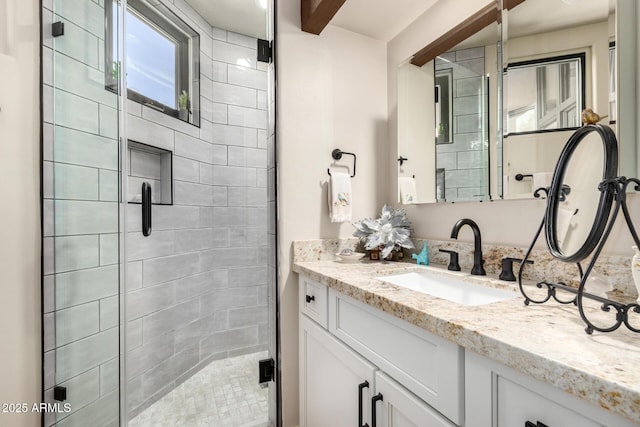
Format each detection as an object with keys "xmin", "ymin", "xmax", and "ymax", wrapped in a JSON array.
[{"xmin": 544, "ymin": 124, "xmax": 618, "ymax": 262}]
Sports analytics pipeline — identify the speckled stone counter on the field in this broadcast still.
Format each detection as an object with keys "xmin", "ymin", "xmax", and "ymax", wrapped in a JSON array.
[{"xmin": 292, "ymin": 241, "xmax": 640, "ymax": 424}]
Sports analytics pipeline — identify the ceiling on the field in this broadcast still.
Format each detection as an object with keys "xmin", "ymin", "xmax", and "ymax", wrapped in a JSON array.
[
  {"xmin": 185, "ymin": 0, "xmax": 267, "ymax": 39},
  {"xmin": 330, "ymin": 0, "xmax": 613, "ymax": 43},
  {"xmin": 331, "ymin": 0, "xmax": 438, "ymax": 41},
  {"xmin": 182, "ymin": 0, "xmax": 613, "ymax": 46},
  {"xmin": 184, "ymin": 0, "xmax": 438, "ymax": 43},
  {"xmin": 507, "ymin": 0, "xmax": 614, "ymax": 39}
]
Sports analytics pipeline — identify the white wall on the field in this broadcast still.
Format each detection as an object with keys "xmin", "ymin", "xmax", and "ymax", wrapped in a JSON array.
[
  {"xmin": 387, "ymin": 0, "xmax": 640, "ymax": 256},
  {"xmin": 0, "ymin": 0, "xmax": 41, "ymax": 425},
  {"xmin": 276, "ymin": 0, "xmax": 388, "ymax": 424}
]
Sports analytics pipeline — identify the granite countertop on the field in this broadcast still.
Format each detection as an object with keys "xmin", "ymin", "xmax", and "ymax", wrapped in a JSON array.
[{"xmin": 292, "ymin": 258, "xmax": 640, "ymax": 424}]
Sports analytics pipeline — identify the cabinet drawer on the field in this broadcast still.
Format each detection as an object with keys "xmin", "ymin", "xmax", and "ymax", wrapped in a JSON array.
[
  {"xmin": 299, "ymin": 276, "xmax": 328, "ymax": 328},
  {"xmin": 329, "ymin": 290, "xmax": 464, "ymax": 425}
]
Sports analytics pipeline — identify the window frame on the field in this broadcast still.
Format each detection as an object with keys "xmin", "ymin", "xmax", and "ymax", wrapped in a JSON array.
[
  {"xmin": 505, "ymin": 52, "xmax": 586, "ymax": 137},
  {"xmin": 434, "ymin": 68, "xmax": 453, "ymax": 145},
  {"xmin": 608, "ymin": 41, "xmax": 616, "ymax": 124},
  {"xmin": 105, "ymin": 0, "xmax": 200, "ymax": 125}
]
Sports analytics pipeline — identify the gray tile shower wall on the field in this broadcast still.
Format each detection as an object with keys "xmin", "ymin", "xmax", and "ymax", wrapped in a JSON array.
[{"xmin": 42, "ymin": 0, "xmax": 270, "ymax": 424}]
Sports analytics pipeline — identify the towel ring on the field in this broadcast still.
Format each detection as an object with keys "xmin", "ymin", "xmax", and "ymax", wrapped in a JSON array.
[{"xmin": 327, "ymin": 149, "xmax": 356, "ymax": 178}]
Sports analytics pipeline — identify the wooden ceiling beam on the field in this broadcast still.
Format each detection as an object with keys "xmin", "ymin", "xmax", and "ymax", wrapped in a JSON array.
[
  {"xmin": 410, "ymin": 2, "xmax": 501, "ymax": 67},
  {"xmin": 301, "ymin": 0, "xmax": 347, "ymax": 35},
  {"xmin": 504, "ymin": 0, "xmax": 526, "ymax": 10}
]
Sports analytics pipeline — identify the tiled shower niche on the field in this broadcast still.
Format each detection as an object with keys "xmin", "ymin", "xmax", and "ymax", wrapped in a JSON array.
[{"xmin": 127, "ymin": 141, "xmax": 173, "ymax": 205}]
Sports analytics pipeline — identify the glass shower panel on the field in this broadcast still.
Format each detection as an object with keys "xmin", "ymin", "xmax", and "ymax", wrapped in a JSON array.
[
  {"xmin": 121, "ymin": 1, "xmax": 276, "ymax": 426},
  {"xmin": 42, "ymin": 0, "xmax": 122, "ymax": 426}
]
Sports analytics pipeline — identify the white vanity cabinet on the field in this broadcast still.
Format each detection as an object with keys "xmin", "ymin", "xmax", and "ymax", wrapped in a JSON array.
[
  {"xmin": 465, "ymin": 351, "xmax": 639, "ymax": 427},
  {"xmin": 299, "ymin": 275, "xmax": 462, "ymax": 427},
  {"xmin": 298, "ymin": 274, "xmax": 640, "ymax": 427}
]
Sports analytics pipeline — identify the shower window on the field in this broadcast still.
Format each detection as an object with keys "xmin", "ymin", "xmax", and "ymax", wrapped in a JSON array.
[
  {"xmin": 505, "ymin": 53, "xmax": 585, "ymax": 135},
  {"xmin": 106, "ymin": 0, "xmax": 201, "ymax": 125}
]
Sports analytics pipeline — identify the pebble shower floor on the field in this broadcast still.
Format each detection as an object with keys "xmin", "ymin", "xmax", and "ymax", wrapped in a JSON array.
[{"xmin": 129, "ymin": 351, "xmax": 270, "ymax": 426}]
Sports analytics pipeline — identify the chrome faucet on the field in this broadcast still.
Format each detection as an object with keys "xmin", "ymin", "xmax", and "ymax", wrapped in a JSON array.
[{"xmin": 450, "ymin": 218, "xmax": 486, "ymax": 276}]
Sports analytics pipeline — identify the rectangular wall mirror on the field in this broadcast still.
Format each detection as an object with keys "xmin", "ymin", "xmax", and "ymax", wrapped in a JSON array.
[{"xmin": 395, "ymin": 0, "xmax": 637, "ymax": 205}]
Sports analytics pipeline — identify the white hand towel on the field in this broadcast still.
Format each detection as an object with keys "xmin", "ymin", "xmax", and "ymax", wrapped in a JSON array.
[
  {"xmin": 398, "ymin": 176, "xmax": 417, "ymax": 204},
  {"xmin": 328, "ymin": 171, "xmax": 352, "ymax": 223}
]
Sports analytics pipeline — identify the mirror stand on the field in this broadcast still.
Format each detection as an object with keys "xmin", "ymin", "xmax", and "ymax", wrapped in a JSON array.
[{"xmin": 518, "ymin": 179, "xmax": 640, "ymax": 334}]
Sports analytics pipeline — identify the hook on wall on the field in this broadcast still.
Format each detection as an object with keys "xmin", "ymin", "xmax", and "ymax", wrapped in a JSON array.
[{"xmin": 327, "ymin": 148, "xmax": 357, "ymax": 177}]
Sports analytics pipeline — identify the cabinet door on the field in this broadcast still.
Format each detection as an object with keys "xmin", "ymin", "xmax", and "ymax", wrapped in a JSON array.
[
  {"xmin": 497, "ymin": 376, "xmax": 602, "ymax": 427},
  {"xmin": 300, "ymin": 314, "xmax": 376, "ymax": 427},
  {"xmin": 373, "ymin": 372, "xmax": 455, "ymax": 427},
  {"xmin": 466, "ymin": 351, "xmax": 637, "ymax": 427}
]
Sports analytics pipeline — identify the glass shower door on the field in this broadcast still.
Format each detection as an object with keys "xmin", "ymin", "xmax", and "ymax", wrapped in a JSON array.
[
  {"xmin": 42, "ymin": 0, "xmax": 277, "ymax": 425},
  {"xmin": 42, "ymin": 0, "xmax": 123, "ymax": 425},
  {"xmin": 119, "ymin": 0, "xmax": 277, "ymax": 426}
]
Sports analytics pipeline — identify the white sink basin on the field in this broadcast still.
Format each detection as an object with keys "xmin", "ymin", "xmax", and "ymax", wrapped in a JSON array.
[{"xmin": 378, "ymin": 270, "xmax": 519, "ymax": 306}]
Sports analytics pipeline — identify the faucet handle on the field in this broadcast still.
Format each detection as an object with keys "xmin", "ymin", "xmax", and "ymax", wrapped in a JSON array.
[
  {"xmin": 439, "ymin": 249, "xmax": 461, "ymax": 271},
  {"xmin": 499, "ymin": 257, "xmax": 534, "ymax": 281}
]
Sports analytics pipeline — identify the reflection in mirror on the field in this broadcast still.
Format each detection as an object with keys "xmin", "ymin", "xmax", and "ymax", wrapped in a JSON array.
[
  {"xmin": 554, "ymin": 132, "xmax": 604, "ymax": 256},
  {"xmin": 397, "ymin": 20, "xmax": 500, "ymax": 204},
  {"xmin": 395, "ymin": 0, "xmax": 634, "ymax": 204},
  {"xmin": 545, "ymin": 125, "xmax": 617, "ymax": 262},
  {"xmin": 608, "ymin": 41, "xmax": 616, "ymax": 123},
  {"xmin": 507, "ymin": 53, "xmax": 585, "ymax": 134},
  {"xmin": 502, "ymin": 0, "xmax": 615, "ymax": 200},
  {"xmin": 434, "ymin": 45, "xmax": 492, "ymax": 202},
  {"xmin": 435, "ymin": 69, "xmax": 453, "ymax": 144}
]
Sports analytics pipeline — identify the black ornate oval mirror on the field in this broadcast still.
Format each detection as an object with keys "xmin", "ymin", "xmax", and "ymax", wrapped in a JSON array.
[{"xmin": 544, "ymin": 125, "xmax": 618, "ymax": 262}]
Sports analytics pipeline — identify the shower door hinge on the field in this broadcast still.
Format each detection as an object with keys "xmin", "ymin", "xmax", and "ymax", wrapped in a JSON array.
[
  {"xmin": 52, "ymin": 21, "xmax": 65, "ymax": 37},
  {"xmin": 53, "ymin": 386, "xmax": 67, "ymax": 401},
  {"xmin": 257, "ymin": 39, "xmax": 272, "ymax": 63},
  {"xmin": 258, "ymin": 358, "xmax": 275, "ymax": 384}
]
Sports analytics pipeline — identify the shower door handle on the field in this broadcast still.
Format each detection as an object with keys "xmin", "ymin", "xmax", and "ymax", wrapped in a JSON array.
[{"xmin": 142, "ymin": 182, "xmax": 152, "ymax": 237}]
